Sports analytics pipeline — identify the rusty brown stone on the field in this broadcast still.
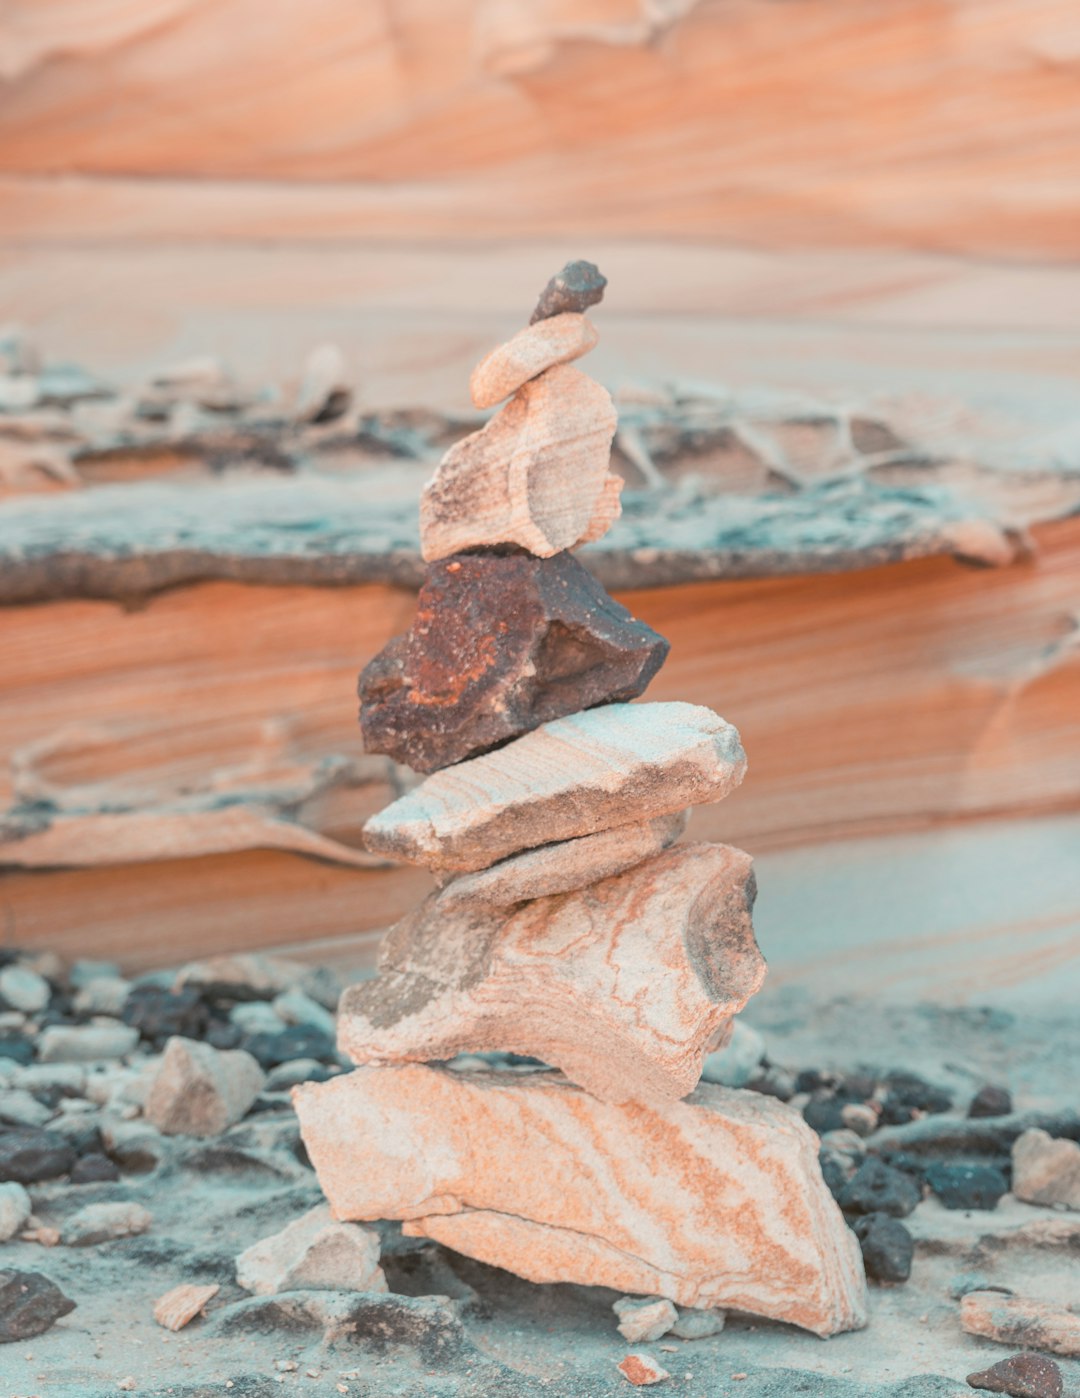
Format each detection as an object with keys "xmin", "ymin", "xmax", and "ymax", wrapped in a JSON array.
[
  {"xmin": 531, "ymin": 260, "xmax": 607, "ymax": 324},
  {"xmin": 358, "ymin": 551, "xmax": 669, "ymax": 773},
  {"xmin": 966, "ymin": 1353, "xmax": 1064, "ymax": 1398}
]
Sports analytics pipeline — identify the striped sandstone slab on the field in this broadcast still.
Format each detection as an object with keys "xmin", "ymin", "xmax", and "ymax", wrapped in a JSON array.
[{"xmin": 469, "ymin": 313, "xmax": 599, "ymax": 410}]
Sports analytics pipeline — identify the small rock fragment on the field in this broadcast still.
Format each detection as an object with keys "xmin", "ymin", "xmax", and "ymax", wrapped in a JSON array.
[
  {"xmin": 1012, "ymin": 1128, "xmax": 1080, "ymax": 1210},
  {"xmin": 73, "ymin": 977, "xmax": 132, "ymax": 1017},
  {"xmin": 531, "ymin": 260, "xmax": 607, "ymax": 324},
  {"xmin": 153, "ymin": 1281, "xmax": 220, "ymax": 1332},
  {"xmin": 0, "ymin": 1269, "xmax": 75, "ymax": 1341},
  {"xmin": 852, "ymin": 1213, "xmax": 913, "ymax": 1282},
  {"xmin": 122, "ymin": 984, "xmax": 209, "ymax": 1047},
  {"xmin": 0, "ymin": 1127, "xmax": 76, "ymax": 1183},
  {"xmin": 966, "ymin": 1353, "xmax": 1063, "ymax": 1398},
  {"xmin": 359, "ymin": 551, "xmax": 669, "ymax": 773},
  {"xmin": 0, "ymin": 1182, "xmax": 32, "ymax": 1241},
  {"xmin": 236, "ymin": 1204, "xmax": 386, "ymax": 1296},
  {"xmin": 70, "ymin": 1153, "xmax": 121, "ymax": 1184},
  {"xmin": 614, "ymin": 1297, "xmax": 678, "ymax": 1343},
  {"xmin": 839, "ymin": 1159, "xmax": 921, "ymax": 1218},
  {"xmin": 670, "ymin": 1307, "xmax": 725, "ymax": 1340},
  {"xmin": 700, "ymin": 1021, "xmax": 765, "ymax": 1089},
  {"xmin": 925, "ymin": 1161, "xmax": 1008, "ymax": 1211},
  {"xmin": 617, "ymin": 1352, "xmax": 670, "ymax": 1386},
  {"xmin": 174, "ymin": 954, "xmax": 340, "ymax": 1009},
  {"xmin": 969, "ymin": 1085, "xmax": 1013, "ymax": 1119},
  {"xmin": 241, "ymin": 1026, "xmax": 336, "ymax": 1071},
  {"xmin": 0, "ymin": 965, "xmax": 50, "ymax": 1014},
  {"xmin": 295, "ymin": 343, "xmax": 350, "ymax": 424},
  {"xmin": 38, "ymin": 1024, "xmax": 138, "ymax": 1063},
  {"xmin": 271, "ymin": 989, "xmax": 337, "ymax": 1039},
  {"xmin": 470, "ymin": 313, "xmax": 599, "ymax": 409},
  {"xmin": 144, "ymin": 1037, "xmax": 265, "ymax": 1137},
  {"xmin": 62, "ymin": 1201, "xmax": 152, "ymax": 1246},
  {"xmin": 840, "ymin": 1102, "xmax": 880, "ymax": 1137},
  {"xmin": 961, "ymin": 1291, "xmax": 1080, "ymax": 1358},
  {"xmin": 0, "ymin": 1088, "xmax": 52, "ymax": 1128}
]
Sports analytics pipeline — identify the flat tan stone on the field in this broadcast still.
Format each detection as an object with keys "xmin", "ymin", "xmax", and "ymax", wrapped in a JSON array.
[
  {"xmin": 469, "ymin": 313, "xmax": 599, "ymax": 409},
  {"xmin": 294, "ymin": 1064, "xmax": 868, "ymax": 1337},
  {"xmin": 153, "ymin": 1282, "xmax": 220, "ymax": 1332},
  {"xmin": 436, "ymin": 810, "xmax": 687, "ymax": 906},
  {"xmin": 362, "ymin": 702, "xmax": 746, "ymax": 874},
  {"xmin": 960, "ymin": 1290, "xmax": 1080, "ymax": 1358},
  {"xmin": 236, "ymin": 1204, "xmax": 386, "ymax": 1296},
  {"xmin": 1012, "ymin": 1128, "xmax": 1080, "ymax": 1210},
  {"xmin": 420, "ymin": 363, "xmax": 620, "ymax": 560},
  {"xmin": 340, "ymin": 843, "xmax": 764, "ymax": 1104}
]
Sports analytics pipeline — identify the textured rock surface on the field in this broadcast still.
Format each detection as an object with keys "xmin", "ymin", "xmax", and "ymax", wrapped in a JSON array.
[
  {"xmin": 0, "ymin": 1270, "xmax": 75, "ymax": 1343},
  {"xmin": 966, "ymin": 1353, "xmax": 1064, "ymax": 1398},
  {"xmin": 470, "ymin": 313, "xmax": 599, "ymax": 410},
  {"xmin": 236, "ymin": 1205, "xmax": 386, "ymax": 1296},
  {"xmin": 153, "ymin": 1282, "xmax": 220, "ymax": 1332},
  {"xmin": 358, "ymin": 551, "xmax": 669, "ymax": 773},
  {"xmin": 144, "ymin": 1037, "xmax": 265, "ymax": 1137},
  {"xmin": 960, "ymin": 1292, "xmax": 1080, "ymax": 1358},
  {"xmin": 62, "ymin": 1201, "xmax": 153, "ymax": 1246},
  {"xmin": 613, "ymin": 1296, "xmax": 677, "ymax": 1343},
  {"xmin": 294, "ymin": 1064, "xmax": 867, "ymax": 1336},
  {"xmin": 420, "ymin": 364, "xmax": 620, "ymax": 561},
  {"xmin": 438, "ymin": 810, "xmax": 686, "ymax": 907},
  {"xmin": 340, "ymin": 843, "xmax": 763, "ymax": 1104},
  {"xmin": 1012, "ymin": 1128, "xmax": 1080, "ymax": 1210},
  {"xmin": 617, "ymin": 1351, "xmax": 670, "ymax": 1386},
  {"xmin": 531, "ymin": 262, "xmax": 608, "ymax": 325},
  {"xmin": 363, "ymin": 702, "xmax": 746, "ymax": 873}
]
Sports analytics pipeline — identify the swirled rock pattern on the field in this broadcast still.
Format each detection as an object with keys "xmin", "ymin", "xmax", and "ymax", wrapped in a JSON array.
[{"xmin": 470, "ymin": 313, "xmax": 598, "ymax": 410}]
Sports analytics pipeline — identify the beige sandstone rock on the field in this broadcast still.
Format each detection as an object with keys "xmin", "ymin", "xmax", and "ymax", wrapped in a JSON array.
[
  {"xmin": 294, "ymin": 1064, "xmax": 868, "ymax": 1337},
  {"xmin": 960, "ymin": 1290, "xmax": 1080, "ymax": 1358},
  {"xmin": 1012, "ymin": 1128, "xmax": 1080, "ymax": 1210},
  {"xmin": 144, "ymin": 1036, "xmax": 265, "ymax": 1137},
  {"xmin": 614, "ymin": 1296, "xmax": 678, "ymax": 1343},
  {"xmin": 436, "ymin": 810, "xmax": 687, "ymax": 906},
  {"xmin": 236, "ymin": 1204, "xmax": 386, "ymax": 1296},
  {"xmin": 340, "ymin": 843, "xmax": 763, "ymax": 1104},
  {"xmin": 153, "ymin": 1282, "xmax": 220, "ymax": 1332},
  {"xmin": 469, "ymin": 313, "xmax": 599, "ymax": 410},
  {"xmin": 363, "ymin": 702, "xmax": 746, "ymax": 874},
  {"xmin": 420, "ymin": 364, "xmax": 620, "ymax": 560}
]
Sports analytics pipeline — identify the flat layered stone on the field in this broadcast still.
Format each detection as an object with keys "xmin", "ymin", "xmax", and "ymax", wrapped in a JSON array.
[
  {"xmin": 470, "ymin": 314, "xmax": 599, "ymax": 410},
  {"xmin": 340, "ymin": 843, "xmax": 763, "ymax": 1104},
  {"xmin": 420, "ymin": 364, "xmax": 620, "ymax": 561},
  {"xmin": 295, "ymin": 1065, "xmax": 866, "ymax": 1338},
  {"xmin": 362, "ymin": 701, "xmax": 745, "ymax": 873},
  {"xmin": 359, "ymin": 551, "xmax": 669, "ymax": 773}
]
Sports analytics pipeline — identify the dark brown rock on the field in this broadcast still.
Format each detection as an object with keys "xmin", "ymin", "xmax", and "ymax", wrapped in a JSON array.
[
  {"xmin": 0, "ymin": 1270, "xmax": 76, "ymax": 1342},
  {"xmin": 358, "ymin": 551, "xmax": 669, "ymax": 773},
  {"xmin": 530, "ymin": 260, "xmax": 607, "ymax": 324},
  {"xmin": 966, "ymin": 1353, "xmax": 1064, "ymax": 1398}
]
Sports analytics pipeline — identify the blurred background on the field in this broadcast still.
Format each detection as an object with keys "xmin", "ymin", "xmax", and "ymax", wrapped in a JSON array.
[{"xmin": 1, "ymin": 0, "xmax": 1079, "ymax": 1007}]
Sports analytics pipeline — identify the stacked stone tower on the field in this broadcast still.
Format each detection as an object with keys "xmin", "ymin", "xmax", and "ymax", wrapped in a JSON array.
[{"xmin": 295, "ymin": 264, "xmax": 867, "ymax": 1338}]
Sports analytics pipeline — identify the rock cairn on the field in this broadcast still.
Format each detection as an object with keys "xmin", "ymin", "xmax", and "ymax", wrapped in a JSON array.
[{"xmin": 295, "ymin": 263, "xmax": 868, "ymax": 1338}]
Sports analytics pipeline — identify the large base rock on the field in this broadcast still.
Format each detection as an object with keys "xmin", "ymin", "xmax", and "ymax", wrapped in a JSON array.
[
  {"xmin": 340, "ymin": 842, "xmax": 764, "ymax": 1104},
  {"xmin": 294, "ymin": 1064, "xmax": 867, "ymax": 1337}
]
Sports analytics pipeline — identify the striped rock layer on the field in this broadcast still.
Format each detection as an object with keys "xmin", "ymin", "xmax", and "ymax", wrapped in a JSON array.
[{"xmin": 294, "ymin": 1064, "xmax": 868, "ymax": 1338}]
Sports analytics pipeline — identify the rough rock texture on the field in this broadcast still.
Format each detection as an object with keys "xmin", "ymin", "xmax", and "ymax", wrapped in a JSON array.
[
  {"xmin": 1012, "ymin": 1128, "xmax": 1080, "ymax": 1210},
  {"xmin": 363, "ymin": 701, "xmax": 746, "ymax": 873},
  {"xmin": 294, "ymin": 1064, "xmax": 868, "ymax": 1337},
  {"xmin": 531, "ymin": 262, "xmax": 608, "ymax": 324},
  {"xmin": 960, "ymin": 1292, "xmax": 1080, "ymax": 1359},
  {"xmin": 62, "ymin": 1201, "xmax": 153, "ymax": 1246},
  {"xmin": 617, "ymin": 1352, "xmax": 670, "ymax": 1386},
  {"xmin": 236, "ymin": 1205, "xmax": 386, "ymax": 1296},
  {"xmin": 0, "ymin": 1270, "xmax": 75, "ymax": 1343},
  {"xmin": 153, "ymin": 1282, "xmax": 220, "ymax": 1332},
  {"xmin": 437, "ymin": 810, "xmax": 687, "ymax": 907},
  {"xmin": 613, "ymin": 1296, "xmax": 678, "ymax": 1343},
  {"xmin": 144, "ymin": 1036, "xmax": 265, "ymax": 1137},
  {"xmin": 470, "ymin": 313, "xmax": 599, "ymax": 409},
  {"xmin": 340, "ymin": 843, "xmax": 763, "ymax": 1104},
  {"xmin": 419, "ymin": 364, "xmax": 620, "ymax": 561},
  {"xmin": 0, "ymin": 1183, "xmax": 31, "ymax": 1242},
  {"xmin": 358, "ymin": 551, "xmax": 669, "ymax": 773},
  {"xmin": 966, "ymin": 1354, "xmax": 1064, "ymax": 1398}
]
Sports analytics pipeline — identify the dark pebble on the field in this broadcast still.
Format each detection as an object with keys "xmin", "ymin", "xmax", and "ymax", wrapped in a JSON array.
[
  {"xmin": 925, "ymin": 1161, "xmax": 1008, "ymax": 1210},
  {"xmin": 840, "ymin": 1158, "xmax": 921, "ymax": 1218},
  {"xmin": 819, "ymin": 1151, "xmax": 850, "ymax": 1202},
  {"xmin": 795, "ymin": 1068, "xmax": 833, "ymax": 1094},
  {"xmin": 122, "ymin": 985, "xmax": 209, "ymax": 1048},
  {"xmin": 0, "ymin": 1270, "xmax": 76, "ymax": 1342},
  {"xmin": 204, "ymin": 1018, "xmax": 243, "ymax": 1051},
  {"xmin": 966, "ymin": 1352, "xmax": 1064, "ymax": 1398},
  {"xmin": 969, "ymin": 1084, "xmax": 1013, "ymax": 1119},
  {"xmin": 0, "ymin": 1128, "xmax": 77, "ymax": 1183},
  {"xmin": 69, "ymin": 1153, "xmax": 121, "ymax": 1184},
  {"xmin": 241, "ymin": 1026, "xmax": 336, "ymax": 1070},
  {"xmin": 0, "ymin": 1035, "xmax": 34, "ymax": 1066},
  {"xmin": 853, "ymin": 1213, "xmax": 913, "ymax": 1283},
  {"xmin": 66, "ymin": 1124, "xmax": 105, "ymax": 1158},
  {"xmin": 803, "ymin": 1092, "xmax": 865, "ymax": 1135},
  {"xmin": 879, "ymin": 1070, "xmax": 953, "ymax": 1125}
]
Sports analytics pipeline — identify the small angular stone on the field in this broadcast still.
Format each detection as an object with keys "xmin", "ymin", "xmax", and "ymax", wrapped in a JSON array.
[
  {"xmin": 38, "ymin": 1023, "xmax": 138, "ymax": 1063},
  {"xmin": 969, "ymin": 1084, "xmax": 1013, "ymax": 1119},
  {"xmin": 0, "ymin": 965, "xmax": 50, "ymax": 1013},
  {"xmin": 420, "ymin": 364, "xmax": 620, "ymax": 561},
  {"xmin": 617, "ymin": 1352, "xmax": 670, "ymax": 1386},
  {"xmin": 925, "ymin": 1161, "xmax": 1008, "ymax": 1211},
  {"xmin": 294, "ymin": 1065, "xmax": 868, "ymax": 1337},
  {"xmin": 966, "ymin": 1353, "xmax": 1064, "ymax": 1398},
  {"xmin": 531, "ymin": 260, "xmax": 607, "ymax": 324},
  {"xmin": 62, "ymin": 1201, "xmax": 152, "ymax": 1246},
  {"xmin": 961, "ymin": 1291, "xmax": 1080, "ymax": 1358},
  {"xmin": 670, "ymin": 1306, "xmax": 725, "ymax": 1340},
  {"xmin": 363, "ymin": 701, "xmax": 745, "ymax": 874},
  {"xmin": 236, "ymin": 1204, "xmax": 386, "ymax": 1295},
  {"xmin": 1012, "ymin": 1128, "xmax": 1080, "ymax": 1210},
  {"xmin": 359, "ymin": 551, "xmax": 669, "ymax": 773},
  {"xmin": 852, "ymin": 1213, "xmax": 913, "ymax": 1282},
  {"xmin": 0, "ymin": 1270, "xmax": 75, "ymax": 1342},
  {"xmin": 614, "ymin": 1297, "xmax": 678, "ymax": 1343},
  {"xmin": 839, "ymin": 1158, "xmax": 921, "ymax": 1218},
  {"xmin": 70, "ymin": 1153, "xmax": 121, "ymax": 1184},
  {"xmin": 153, "ymin": 1282, "xmax": 220, "ymax": 1332},
  {"xmin": 122, "ymin": 984, "xmax": 209, "ymax": 1047},
  {"xmin": 341, "ymin": 843, "xmax": 763, "ymax": 1104},
  {"xmin": 144, "ymin": 1037, "xmax": 265, "ymax": 1137},
  {"xmin": 471, "ymin": 313, "xmax": 599, "ymax": 409},
  {"xmin": 0, "ymin": 1127, "xmax": 76, "ymax": 1183}
]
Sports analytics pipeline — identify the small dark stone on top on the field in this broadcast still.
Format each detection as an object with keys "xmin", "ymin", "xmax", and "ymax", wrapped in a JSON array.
[
  {"xmin": 122, "ymin": 984, "xmax": 209, "ymax": 1049},
  {"xmin": 969, "ymin": 1084, "xmax": 1013, "ymax": 1119},
  {"xmin": 69, "ymin": 1153, "xmax": 121, "ymax": 1184},
  {"xmin": 839, "ymin": 1158, "xmax": 921, "ymax": 1218},
  {"xmin": 0, "ymin": 1270, "xmax": 76, "ymax": 1342},
  {"xmin": 852, "ymin": 1213, "xmax": 913, "ymax": 1283},
  {"xmin": 530, "ymin": 260, "xmax": 607, "ymax": 324},
  {"xmin": 966, "ymin": 1352, "xmax": 1063, "ymax": 1398},
  {"xmin": 0, "ymin": 1128, "xmax": 76, "ymax": 1183},
  {"xmin": 241, "ymin": 1026, "xmax": 337, "ymax": 1071},
  {"xmin": 0, "ymin": 1035, "xmax": 34, "ymax": 1066},
  {"xmin": 925, "ymin": 1161, "xmax": 1008, "ymax": 1210}
]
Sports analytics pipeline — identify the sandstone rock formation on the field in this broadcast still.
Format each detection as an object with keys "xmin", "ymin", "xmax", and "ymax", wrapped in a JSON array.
[
  {"xmin": 358, "ymin": 551, "xmax": 668, "ymax": 772},
  {"xmin": 470, "ymin": 312, "xmax": 599, "ymax": 410},
  {"xmin": 339, "ymin": 843, "xmax": 763, "ymax": 1104},
  {"xmin": 294, "ymin": 1064, "xmax": 868, "ymax": 1337},
  {"xmin": 362, "ymin": 701, "xmax": 747, "ymax": 873}
]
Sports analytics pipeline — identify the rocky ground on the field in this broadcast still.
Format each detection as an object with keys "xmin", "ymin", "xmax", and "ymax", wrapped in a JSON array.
[{"xmin": 0, "ymin": 950, "xmax": 1077, "ymax": 1398}]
